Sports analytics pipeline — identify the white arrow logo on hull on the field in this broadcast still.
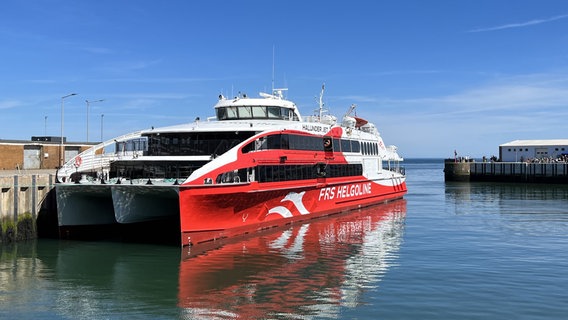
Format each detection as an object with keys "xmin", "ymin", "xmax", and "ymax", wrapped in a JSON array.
[{"xmin": 267, "ymin": 191, "xmax": 310, "ymax": 218}]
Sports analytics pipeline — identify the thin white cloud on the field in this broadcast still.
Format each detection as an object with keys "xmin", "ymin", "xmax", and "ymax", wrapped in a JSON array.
[
  {"xmin": 369, "ymin": 70, "xmax": 443, "ymax": 77},
  {"xmin": 96, "ymin": 77, "xmax": 220, "ymax": 83},
  {"xmin": 81, "ymin": 46, "xmax": 113, "ymax": 54},
  {"xmin": 345, "ymin": 72, "xmax": 568, "ymax": 155},
  {"xmin": 0, "ymin": 100, "xmax": 22, "ymax": 109},
  {"xmin": 99, "ymin": 59, "xmax": 164, "ymax": 74},
  {"xmin": 469, "ymin": 14, "xmax": 568, "ymax": 32},
  {"xmin": 382, "ymin": 73, "xmax": 568, "ymax": 115}
]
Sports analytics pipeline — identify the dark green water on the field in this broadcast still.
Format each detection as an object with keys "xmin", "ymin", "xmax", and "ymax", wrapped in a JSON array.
[{"xmin": 1, "ymin": 159, "xmax": 567, "ymax": 319}]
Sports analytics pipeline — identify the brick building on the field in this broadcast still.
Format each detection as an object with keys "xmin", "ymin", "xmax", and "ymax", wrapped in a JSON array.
[{"xmin": 0, "ymin": 137, "xmax": 96, "ymax": 170}]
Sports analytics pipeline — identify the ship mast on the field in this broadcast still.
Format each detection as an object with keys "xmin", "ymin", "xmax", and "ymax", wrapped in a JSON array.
[{"xmin": 319, "ymin": 83, "xmax": 325, "ymax": 119}]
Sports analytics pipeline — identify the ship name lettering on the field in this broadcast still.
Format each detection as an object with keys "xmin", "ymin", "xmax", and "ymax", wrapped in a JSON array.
[
  {"xmin": 302, "ymin": 124, "xmax": 329, "ymax": 132},
  {"xmin": 318, "ymin": 182, "xmax": 372, "ymax": 201}
]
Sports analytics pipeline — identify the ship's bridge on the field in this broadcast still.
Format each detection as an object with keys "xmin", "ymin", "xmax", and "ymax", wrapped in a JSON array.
[{"xmin": 214, "ymin": 91, "xmax": 301, "ymax": 122}]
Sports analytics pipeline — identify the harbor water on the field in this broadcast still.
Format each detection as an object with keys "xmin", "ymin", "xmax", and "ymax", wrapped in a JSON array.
[{"xmin": 1, "ymin": 159, "xmax": 567, "ymax": 319}]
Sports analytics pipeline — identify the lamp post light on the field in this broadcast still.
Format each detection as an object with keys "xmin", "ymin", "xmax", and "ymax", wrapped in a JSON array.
[
  {"xmin": 44, "ymin": 116, "xmax": 47, "ymax": 136},
  {"xmin": 60, "ymin": 93, "xmax": 77, "ymax": 168},
  {"xmin": 86, "ymin": 99, "xmax": 104, "ymax": 142}
]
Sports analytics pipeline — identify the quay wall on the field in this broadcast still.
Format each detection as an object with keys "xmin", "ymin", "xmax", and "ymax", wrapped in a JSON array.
[
  {"xmin": 0, "ymin": 170, "xmax": 56, "ymax": 242},
  {"xmin": 444, "ymin": 160, "xmax": 568, "ymax": 183}
]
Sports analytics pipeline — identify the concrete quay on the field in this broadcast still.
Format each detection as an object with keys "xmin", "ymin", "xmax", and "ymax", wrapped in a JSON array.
[
  {"xmin": 444, "ymin": 159, "xmax": 568, "ymax": 183},
  {"xmin": 0, "ymin": 169, "xmax": 56, "ymax": 242}
]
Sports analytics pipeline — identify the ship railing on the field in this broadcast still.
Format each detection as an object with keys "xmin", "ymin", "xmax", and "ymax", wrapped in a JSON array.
[{"xmin": 57, "ymin": 130, "xmax": 144, "ymax": 180}]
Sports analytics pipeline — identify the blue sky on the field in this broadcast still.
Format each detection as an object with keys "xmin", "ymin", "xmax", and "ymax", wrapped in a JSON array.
[{"xmin": 1, "ymin": 1, "xmax": 568, "ymax": 158}]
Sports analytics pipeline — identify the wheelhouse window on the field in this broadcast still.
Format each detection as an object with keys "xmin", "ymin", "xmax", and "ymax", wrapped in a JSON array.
[
  {"xmin": 252, "ymin": 106, "xmax": 267, "ymax": 118},
  {"xmin": 267, "ymin": 106, "xmax": 282, "ymax": 119},
  {"xmin": 238, "ymin": 106, "xmax": 252, "ymax": 118},
  {"xmin": 216, "ymin": 106, "xmax": 298, "ymax": 121},
  {"xmin": 226, "ymin": 107, "xmax": 238, "ymax": 119}
]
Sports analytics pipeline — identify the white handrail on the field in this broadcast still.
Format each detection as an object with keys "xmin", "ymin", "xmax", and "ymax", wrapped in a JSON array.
[{"xmin": 57, "ymin": 130, "xmax": 144, "ymax": 181}]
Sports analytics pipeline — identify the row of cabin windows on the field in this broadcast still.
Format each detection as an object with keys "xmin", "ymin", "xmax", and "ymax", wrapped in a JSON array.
[
  {"xmin": 242, "ymin": 133, "xmax": 380, "ymax": 155},
  {"xmin": 258, "ymin": 163, "xmax": 363, "ymax": 182},
  {"xmin": 143, "ymin": 132, "xmax": 255, "ymax": 156},
  {"xmin": 216, "ymin": 106, "xmax": 299, "ymax": 121},
  {"xmin": 109, "ymin": 160, "xmax": 208, "ymax": 179},
  {"xmin": 134, "ymin": 132, "xmax": 379, "ymax": 157},
  {"xmin": 361, "ymin": 141, "xmax": 379, "ymax": 155},
  {"xmin": 215, "ymin": 163, "xmax": 363, "ymax": 184},
  {"xmin": 115, "ymin": 138, "xmax": 148, "ymax": 153}
]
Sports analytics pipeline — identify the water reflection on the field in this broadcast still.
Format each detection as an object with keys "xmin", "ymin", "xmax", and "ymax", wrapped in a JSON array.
[
  {"xmin": 0, "ymin": 240, "xmax": 181, "ymax": 319},
  {"xmin": 444, "ymin": 182, "xmax": 568, "ymax": 236},
  {"xmin": 0, "ymin": 200, "xmax": 406, "ymax": 319},
  {"xmin": 445, "ymin": 181, "xmax": 568, "ymax": 212},
  {"xmin": 179, "ymin": 200, "xmax": 407, "ymax": 319}
]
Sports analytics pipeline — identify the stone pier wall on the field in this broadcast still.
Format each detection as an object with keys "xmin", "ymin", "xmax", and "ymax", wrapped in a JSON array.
[
  {"xmin": 444, "ymin": 160, "xmax": 568, "ymax": 183},
  {"xmin": 0, "ymin": 170, "xmax": 55, "ymax": 242}
]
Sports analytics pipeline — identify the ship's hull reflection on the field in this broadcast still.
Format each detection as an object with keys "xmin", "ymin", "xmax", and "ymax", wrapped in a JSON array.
[{"xmin": 178, "ymin": 199, "xmax": 407, "ymax": 319}]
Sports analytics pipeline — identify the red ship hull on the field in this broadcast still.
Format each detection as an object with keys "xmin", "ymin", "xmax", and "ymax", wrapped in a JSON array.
[{"xmin": 179, "ymin": 177, "xmax": 406, "ymax": 247}]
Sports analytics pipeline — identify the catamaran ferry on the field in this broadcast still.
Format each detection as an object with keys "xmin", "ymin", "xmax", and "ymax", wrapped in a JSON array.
[{"xmin": 56, "ymin": 86, "xmax": 406, "ymax": 246}]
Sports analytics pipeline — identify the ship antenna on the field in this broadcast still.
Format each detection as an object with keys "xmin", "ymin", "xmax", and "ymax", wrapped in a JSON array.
[
  {"xmin": 319, "ymin": 83, "xmax": 325, "ymax": 119},
  {"xmin": 271, "ymin": 45, "xmax": 275, "ymax": 93}
]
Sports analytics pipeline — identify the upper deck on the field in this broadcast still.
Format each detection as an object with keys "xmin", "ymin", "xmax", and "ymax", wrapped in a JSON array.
[{"xmin": 214, "ymin": 90, "xmax": 302, "ymax": 122}]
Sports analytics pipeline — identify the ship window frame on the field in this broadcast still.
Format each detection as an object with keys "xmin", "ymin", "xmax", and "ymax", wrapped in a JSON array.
[
  {"xmin": 251, "ymin": 106, "xmax": 267, "ymax": 118},
  {"xmin": 351, "ymin": 140, "xmax": 361, "ymax": 153},
  {"xmin": 267, "ymin": 106, "xmax": 281, "ymax": 119},
  {"xmin": 238, "ymin": 106, "xmax": 252, "ymax": 118},
  {"xmin": 226, "ymin": 106, "xmax": 238, "ymax": 119}
]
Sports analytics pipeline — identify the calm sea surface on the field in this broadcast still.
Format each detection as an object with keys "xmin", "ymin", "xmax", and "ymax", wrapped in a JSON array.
[{"xmin": 1, "ymin": 159, "xmax": 567, "ymax": 319}]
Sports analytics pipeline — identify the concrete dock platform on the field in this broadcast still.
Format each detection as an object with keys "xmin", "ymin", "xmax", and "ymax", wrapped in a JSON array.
[
  {"xmin": 0, "ymin": 170, "xmax": 56, "ymax": 242},
  {"xmin": 444, "ymin": 159, "xmax": 568, "ymax": 183}
]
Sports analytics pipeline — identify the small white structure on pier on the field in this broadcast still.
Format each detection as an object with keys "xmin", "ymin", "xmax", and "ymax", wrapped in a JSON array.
[{"xmin": 499, "ymin": 139, "xmax": 568, "ymax": 162}]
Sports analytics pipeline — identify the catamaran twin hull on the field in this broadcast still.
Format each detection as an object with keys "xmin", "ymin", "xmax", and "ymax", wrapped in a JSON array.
[
  {"xmin": 179, "ymin": 177, "xmax": 406, "ymax": 247},
  {"xmin": 55, "ymin": 183, "xmax": 181, "ymax": 241},
  {"xmin": 56, "ymin": 172, "xmax": 406, "ymax": 246},
  {"xmin": 54, "ymin": 88, "xmax": 407, "ymax": 245}
]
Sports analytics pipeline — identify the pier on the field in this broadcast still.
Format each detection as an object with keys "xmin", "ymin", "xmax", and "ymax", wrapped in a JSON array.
[
  {"xmin": 0, "ymin": 170, "xmax": 56, "ymax": 242},
  {"xmin": 444, "ymin": 159, "xmax": 568, "ymax": 183}
]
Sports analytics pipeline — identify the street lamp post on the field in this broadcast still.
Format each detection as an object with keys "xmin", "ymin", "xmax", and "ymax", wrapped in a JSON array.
[
  {"xmin": 60, "ymin": 93, "xmax": 77, "ymax": 168},
  {"xmin": 86, "ymin": 99, "xmax": 104, "ymax": 142},
  {"xmin": 44, "ymin": 116, "xmax": 47, "ymax": 136}
]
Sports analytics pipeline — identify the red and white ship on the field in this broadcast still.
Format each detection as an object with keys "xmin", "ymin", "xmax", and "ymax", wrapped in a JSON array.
[{"xmin": 56, "ymin": 86, "xmax": 406, "ymax": 246}]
